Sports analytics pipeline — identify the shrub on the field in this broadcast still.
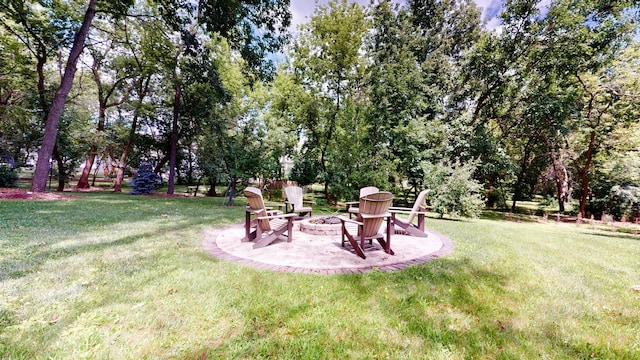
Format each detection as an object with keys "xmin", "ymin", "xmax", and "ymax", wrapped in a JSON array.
[
  {"xmin": 289, "ymin": 156, "xmax": 317, "ymax": 187},
  {"xmin": 422, "ymin": 160, "xmax": 484, "ymax": 218},
  {"xmin": 130, "ymin": 163, "xmax": 161, "ymax": 195},
  {"xmin": 0, "ymin": 165, "xmax": 18, "ymax": 187},
  {"xmin": 608, "ymin": 185, "xmax": 640, "ymax": 221}
]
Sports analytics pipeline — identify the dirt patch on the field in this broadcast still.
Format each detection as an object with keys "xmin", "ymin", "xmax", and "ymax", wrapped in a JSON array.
[{"xmin": 0, "ymin": 188, "xmax": 76, "ymax": 200}]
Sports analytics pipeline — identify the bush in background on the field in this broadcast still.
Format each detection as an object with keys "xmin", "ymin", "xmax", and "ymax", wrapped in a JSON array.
[
  {"xmin": 422, "ymin": 160, "xmax": 484, "ymax": 218},
  {"xmin": 130, "ymin": 163, "xmax": 161, "ymax": 195},
  {"xmin": 0, "ymin": 165, "xmax": 18, "ymax": 187}
]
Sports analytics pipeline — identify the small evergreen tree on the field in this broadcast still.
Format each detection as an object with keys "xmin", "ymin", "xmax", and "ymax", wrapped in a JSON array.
[{"xmin": 130, "ymin": 163, "xmax": 161, "ymax": 195}]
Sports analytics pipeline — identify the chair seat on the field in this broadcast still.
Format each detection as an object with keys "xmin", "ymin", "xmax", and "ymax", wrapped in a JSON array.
[
  {"xmin": 244, "ymin": 187, "xmax": 294, "ymax": 248},
  {"xmin": 267, "ymin": 218, "xmax": 291, "ymax": 232}
]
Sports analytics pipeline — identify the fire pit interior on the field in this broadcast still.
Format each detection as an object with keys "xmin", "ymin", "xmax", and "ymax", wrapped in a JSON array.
[{"xmin": 299, "ymin": 216, "xmax": 342, "ymax": 236}]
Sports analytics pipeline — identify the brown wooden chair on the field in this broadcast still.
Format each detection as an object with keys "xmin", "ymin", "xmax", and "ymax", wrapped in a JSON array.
[
  {"xmin": 340, "ymin": 191, "xmax": 394, "ymax": 259},
  {"xmin": 284, "ymin": 186, "xmax": 314, "ymax": 219},
  {"xmin": 346, "ymin": 186, "xmax": 379, "ymax": 219},
  {"xmin": 390, "ymin": 189, "xmax": 430, "ymax": 237},
  {"xmin": 244, "ymin": 187, "xmax": 296, "ymax": 249}
]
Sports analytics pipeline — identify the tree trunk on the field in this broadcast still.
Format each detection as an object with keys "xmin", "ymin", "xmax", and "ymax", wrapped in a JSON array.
[
  {"xmin": 77, "ymin": 52, "xmax": 130, "ymax": 189},
  {"xmin": 76, "ymin": 146, "xmax": 97, "ymax": 188},
  {"xmin": 154, "ymin": 155, "xmax": 169, "ymax": 174},
  {"xmin": 579, "ymin": 130, "xmax": 597, "ymax": 217},
  {"xmin": 167, "ymin": 76, "xmax": 181, "ymax": 195},
  {"xmin": 113, "ymin": 76, "xmax": 149, "ymax": 192},
  {"xmin": 225, "ymin": 176, "xmax": 237, "ymax": 206},
  {"xmin": 549, "ymin": 144, "xmax": 567, "ymax": 213},
  {"xmin": 52, "ymin": 145, "xmax": 65, "ymax": 192},
  {"xmin": 113, "ymin": 146, "xmax": 129, "ymax": 192},
  {"xmin": 31, "ymin": 0, "xmax": 98, "ymax": 192},
  {"xmin": 207, "ymin": 177, "xmax": 218, "ymax": 197},
  {"xmin": 511, "ymin": 146, "xmax": 533, "ymax": 212}
]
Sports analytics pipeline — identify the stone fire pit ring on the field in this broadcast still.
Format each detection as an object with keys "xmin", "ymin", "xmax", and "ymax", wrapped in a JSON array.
[{"xmin": 299, "ymin": 216, "xmax": 343, "ymax": 236}]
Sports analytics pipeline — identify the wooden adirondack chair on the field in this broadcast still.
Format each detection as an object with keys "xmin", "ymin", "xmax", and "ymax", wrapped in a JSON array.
[
  {"xmin": 243, "ymin": 187, "xmax": 296, "ymax": 249},
  {"xmin": 340, "ymin": 191, "xmax": 394, "ymax": 259},
  {"xmin": 390, "ymin": 189, "xmax": 430, "ymax": 237},
  {"xmin": 284, "ymin": 186, "xmax": 314, "ymax": 219},
  {"xmin": 346, "ymin": 186, "xmax": 379, "ymax": 219}
]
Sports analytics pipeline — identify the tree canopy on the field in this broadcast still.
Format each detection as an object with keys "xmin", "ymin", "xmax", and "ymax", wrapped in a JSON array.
[{"xmin": 1, "ymin": 0, "xmax": 639, "ymax": 218}]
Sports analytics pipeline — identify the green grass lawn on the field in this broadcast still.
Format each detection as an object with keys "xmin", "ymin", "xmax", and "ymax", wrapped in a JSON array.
[{"xmin": 1, "ymin": 193, "xmax": 639, "ymax": 359}]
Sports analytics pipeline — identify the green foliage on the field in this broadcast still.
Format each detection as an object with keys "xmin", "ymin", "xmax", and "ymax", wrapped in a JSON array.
[
  {"xmin": 289, "ymin": 155, "xmax": 317, "ymax": 187},
  {"xmin": 0, "ymin": 165, "xmax": 18, "ymax": 187},
  {"xmin": 291, "ymin": 0, "xmax": 369, "ymax": 199},
  {"xmin": 608, "ymin": 185, "xmax": 640, "ymax": 220},
  {"xmin": 422, "ymin": 160, "xmax": 484, "ymax": 218}
]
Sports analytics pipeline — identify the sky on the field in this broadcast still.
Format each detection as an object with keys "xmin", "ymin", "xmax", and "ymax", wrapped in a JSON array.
[{"xmin": 289, "ymin": 0, "xmax": 508, "ymax": 32}]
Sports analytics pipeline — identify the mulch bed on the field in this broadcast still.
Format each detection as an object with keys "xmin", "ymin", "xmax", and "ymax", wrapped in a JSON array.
[
  {"xmin": 1, "ymin": 187, "xmax": 196, "ymax": 200},
  {"xmin": 0, "ymin": 188, "xmax": 76, "ymax": 200}
]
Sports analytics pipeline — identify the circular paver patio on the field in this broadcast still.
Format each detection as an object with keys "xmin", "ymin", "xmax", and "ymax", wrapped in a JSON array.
[{"xmin": 202, "ymin": 219, "xmax": 454, "ymax": 274}]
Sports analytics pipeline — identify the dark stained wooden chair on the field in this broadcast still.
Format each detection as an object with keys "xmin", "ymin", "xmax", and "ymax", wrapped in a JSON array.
[
  {"xmin": 346, "ymin": 186, "xmax": 379, "ymax": 219},
  {"xmin": 244, "ymin": 187, "xmax": 295, "ymax": 249},
  {"xmin": 340, "ymin": 191, "xmax": 394, "ymax": 259}
]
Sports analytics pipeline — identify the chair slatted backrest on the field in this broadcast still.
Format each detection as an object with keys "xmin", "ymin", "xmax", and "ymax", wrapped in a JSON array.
[
  {"xmin": 359, "ymin": 186, "xmax": 379, "ymax": 199},
  {"xmin": 284, "ymin": 186, "xmax": 303, "ymax": 210},
  {"xmin": 244, "ymin": 187, "xmax": 271, "ymax": 231},
  {"xmin": 406, "ymin": 189, "xmax": 430, "ymax": 224},
  {"xmin": 359, "ymin": 192, "xmax": 394, "ymax": 237}
]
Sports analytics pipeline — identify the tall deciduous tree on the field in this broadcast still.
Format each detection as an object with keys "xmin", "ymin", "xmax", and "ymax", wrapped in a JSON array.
[
  {"xmin": 75, "ymin": 22, "xmax": 133, "ymax": 189},
  {"xmin": 155, "ymin": 0, "xmax": 291, "ymax": 194},
  {"xmin": 1, "ymin": 0, "xmax": 134, "ymax": 192},
  {"xmin": 536, "ymin": 0, "xmax": 640, "ymax": 217},
  {"xmin": 293, "ymin": 0, "xmax": 369, "ymax": 201},
  {"xmin": 0, "ymin": 28, "xmax": 39, "ymax": 164},
  {"xmin": 367, "ymin": 1, "xmax": 430, "ymax": 194}
]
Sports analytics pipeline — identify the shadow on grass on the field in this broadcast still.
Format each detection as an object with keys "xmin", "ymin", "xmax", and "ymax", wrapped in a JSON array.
[
  {"xmin": 4, "ymin": 251, "xmax": 184, "ymax": 358},
  {"xmin": 0, "ymin": 194, "xmax": 244, "ymax": 281},
  {"xmin": 577, "ymin": 229, "xmax": 640, "ymax": 242},
  {"xmin": 1, "ymin": 231, "xmax": 149, "ymax": 281},
  {"xmin": 335, "ymin": 258, "xmax": 637, "ymax": 359}
]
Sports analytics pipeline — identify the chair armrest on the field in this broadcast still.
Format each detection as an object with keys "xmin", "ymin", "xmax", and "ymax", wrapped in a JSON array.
[
  {"xmin": 246, "ymin": 208, "xmax": 266, "ymax": 216},
  {"xmin": 360, "ymin": 212, "xmax": 391, "ymax": 220},
  {"xmin": 256, "ymin": 213, "xmax": 297, "ymax": 220},
  {"xmin": 303, "ymin": 200, "xmax": 316, "ymax": 205},
  {"xmin": 345, "ymin": 201, "xmax": 359, "ymax": 206},
  {"xmin": 265, "ymin": 203, "xmax": 285, "ymax": 211},
  {"xmin": 339, "ymin": 217, "xmax": 363, "ymax": 226},
  {"xmin": 389, "ymin": 206, "xmax": 411, "ymax": 211},
  {"xmin": 389, "ymin": 207, "xmax": 428, "ymax": 215}
]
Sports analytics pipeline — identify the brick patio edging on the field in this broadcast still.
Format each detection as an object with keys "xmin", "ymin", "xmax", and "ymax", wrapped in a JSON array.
[{"xmin": 202, "ymin": 223, "xmax": 455, "ymax": 275}]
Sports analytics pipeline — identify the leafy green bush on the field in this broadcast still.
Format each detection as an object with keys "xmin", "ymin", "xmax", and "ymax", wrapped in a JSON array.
[
  {"xmin": 608, "ymin": 185, "xmax": 640, "ymax": 220},
  {"xmin": 289, "ymin": 155, "xmax": 318, "ymax": 187},
  {"xmin": 422, "ymin": 160, "xmax": 484, "ymax": 218},
  {"xmin": 484, "ymin": 188, "xmax": 508, "ymax": 209},
  {"xmin": 0, "ymin": 165, "xmax": 18, "ymax": 187}
]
